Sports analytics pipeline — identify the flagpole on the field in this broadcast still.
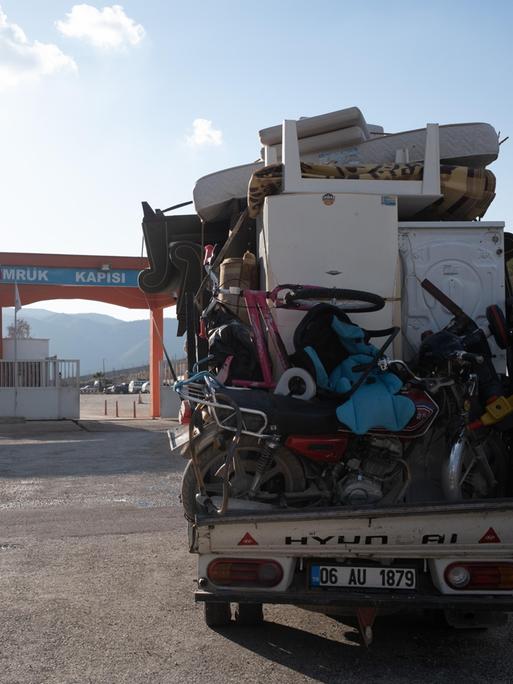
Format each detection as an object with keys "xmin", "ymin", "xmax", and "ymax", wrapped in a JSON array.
[
  {"xmin": 13, "ymin": 281, "xmax": 23, "ymax": 416},
  {"xmin": 14, "ymin": 281, "xmax": 18, "ymax": 416}
]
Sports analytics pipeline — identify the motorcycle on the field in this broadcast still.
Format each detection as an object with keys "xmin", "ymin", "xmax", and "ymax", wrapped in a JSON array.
[
  {"xmin": 176, "ymin": 259, "xmax": 511, "ymax": 518},
  {"xmin": 412, "ymin": 279, "xmax": 511, "ymax": 502}
]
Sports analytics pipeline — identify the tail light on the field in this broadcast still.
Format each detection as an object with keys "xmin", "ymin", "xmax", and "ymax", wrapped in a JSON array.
[
  {"xmin": 445, "ymin": 562, "xmax": 513, "ymax": 591},
  {"xmin": 207, "ymin": 559, "xmax": 283, "ymax": 587}
]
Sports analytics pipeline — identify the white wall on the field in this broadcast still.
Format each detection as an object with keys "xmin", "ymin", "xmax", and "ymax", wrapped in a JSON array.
[
  {"xmin": 0, "ymin": 387, "xmax": 79, "ymax": 419},
  {"xmin": 2, "ymin": 338, "xmax": 50, "ymax": 360},
  {"xmin": 160, "ymin": 388, "xmax": 181, "ymax": 418}
]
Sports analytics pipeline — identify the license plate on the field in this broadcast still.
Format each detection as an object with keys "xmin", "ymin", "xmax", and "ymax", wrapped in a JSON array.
[
  {"xmin": 311, "ymin": 565, "xmax": 416, "ymax": 589},
  {"xmin": 167, "ymin": 427, "xmax": 189, "ymax": 457}
]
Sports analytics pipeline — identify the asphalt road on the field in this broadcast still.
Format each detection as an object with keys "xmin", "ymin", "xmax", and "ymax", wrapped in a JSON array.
[
  {"xmin": 0, "ymin": 419, "xmax": 511, "ymax": 684},
  {"xmin": 80, "ymin": 393, "xmax": 151, "ymax": 419}
]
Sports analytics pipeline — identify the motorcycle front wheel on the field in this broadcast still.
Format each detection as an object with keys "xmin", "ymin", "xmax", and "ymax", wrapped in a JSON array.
[
  {"xmin": 442, "ymin": 431, "xmax": 508, "ymax": 502},
  {"xmin": 180, "ymin": 437, "xmax": 306, "ymax": 520}
]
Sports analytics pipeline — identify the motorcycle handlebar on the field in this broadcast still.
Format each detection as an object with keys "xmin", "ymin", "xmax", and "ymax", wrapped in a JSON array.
[{"xmin": 447, "ymin": 351, "xmax": 485, "ymax": 365}]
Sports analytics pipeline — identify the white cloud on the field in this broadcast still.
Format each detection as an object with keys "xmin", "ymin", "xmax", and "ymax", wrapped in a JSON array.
[
  {"xmin": 0, "ymin": 6, "xmax": 77, "ymax": 89},
  {"xmin": 186, "ymin": 119, "xmax": 223, "ymax": 147},
  {"xmin": 56, "ymin": 4, "xmax": 145, "ymax": 49}
]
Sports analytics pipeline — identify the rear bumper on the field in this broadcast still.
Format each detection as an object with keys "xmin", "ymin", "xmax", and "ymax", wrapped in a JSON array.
[{"xmin": 195, "ymin": 588, "xmax": 513, "ymax": 611}]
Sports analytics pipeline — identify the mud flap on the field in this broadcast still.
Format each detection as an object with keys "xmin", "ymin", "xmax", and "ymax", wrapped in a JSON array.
[{"xmin": 356, "ymin": 607, "xmax": 378, "ymax": 647}]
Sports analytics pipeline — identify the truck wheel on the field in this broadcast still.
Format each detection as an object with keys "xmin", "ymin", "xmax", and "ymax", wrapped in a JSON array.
[
  {"xmin": 204, "ymin": 602, "xmax": 231, "ymax": 628},
  {"xmin": 235, "ymin": 603, "xmax": 264, "ymax": 625}
]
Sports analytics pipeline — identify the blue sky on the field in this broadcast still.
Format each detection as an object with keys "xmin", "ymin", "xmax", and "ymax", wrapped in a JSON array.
[{"xmin": 1, "ymin": 0, "xmax": 513, "ymax": 320}]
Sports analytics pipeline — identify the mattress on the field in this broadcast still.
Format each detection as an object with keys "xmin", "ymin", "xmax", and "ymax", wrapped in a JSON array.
[
  {"xmin": 247, "ymin": 162, "xmax": 496, "ymax": 222},
  {"xmin": 193, "ymin": 161, "xmax": 263, "ymax": 222},
  {"xmin": 305, "ymin": 123, "xmax": 499, "ymax": 168},
  {"xmin": 193, "ymin": 123, "xmax": 499, "ymax": 223}
]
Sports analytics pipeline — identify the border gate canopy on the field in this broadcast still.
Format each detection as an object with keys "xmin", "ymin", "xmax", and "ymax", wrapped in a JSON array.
[
  {"xmin": 0, "ymin": 253, "xmax": 173, "ymax": 309},
  {"xmin": 0, "ymin": 252, "xmax": 175, "ymax": 419}
]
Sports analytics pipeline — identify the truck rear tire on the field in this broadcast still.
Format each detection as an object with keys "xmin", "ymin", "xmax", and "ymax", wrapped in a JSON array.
[
  {"xmin": 204, "ymin": 602, "xmax": 231, "ymax": 627},
  {"xmin": 235, "ymin": 602, "xmax": 264, "ymax": 625}
]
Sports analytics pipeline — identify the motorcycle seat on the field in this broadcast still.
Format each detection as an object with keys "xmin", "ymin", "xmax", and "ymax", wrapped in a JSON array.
[{"xmin": 215, "ymin": 387, "xmax": 341, "ymax": 435}]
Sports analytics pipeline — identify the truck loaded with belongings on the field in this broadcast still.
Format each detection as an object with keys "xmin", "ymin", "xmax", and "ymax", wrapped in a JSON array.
[{"xmin": 139, "ymin": 106, "xmax": 513, "ymax": 640}]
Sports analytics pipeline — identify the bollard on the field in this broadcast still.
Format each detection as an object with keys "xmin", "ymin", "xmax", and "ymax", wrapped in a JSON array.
[
  {"xmin": 138, "ymin": 392, "xmax": 143, "ymax": 405},
  {"xmin": 133, "ymin": 401, "xmax": 136, "ymax": 418},
  {"xmin": 104, "ymin": 399, "xmax": 107, "ymax": 416},
  {"xmin": 115, "ymin": 400, "xmax": 119, "ymax": 418}
]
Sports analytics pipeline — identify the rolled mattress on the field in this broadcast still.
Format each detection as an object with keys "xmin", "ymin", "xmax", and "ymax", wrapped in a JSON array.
[{"xmin": 259, "ymin": 106, "xmax": 370, "ymax": 145}]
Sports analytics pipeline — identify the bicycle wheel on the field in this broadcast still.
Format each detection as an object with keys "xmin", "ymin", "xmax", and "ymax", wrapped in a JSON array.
[{"xmin": 284, "ymin": 286, "xmax": 385, "ymax": 313}]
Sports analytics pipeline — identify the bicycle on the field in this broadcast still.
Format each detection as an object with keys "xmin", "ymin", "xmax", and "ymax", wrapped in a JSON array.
[{"xmin": 198, "ymin": 243, "xmax": 386, "ymax": 393}]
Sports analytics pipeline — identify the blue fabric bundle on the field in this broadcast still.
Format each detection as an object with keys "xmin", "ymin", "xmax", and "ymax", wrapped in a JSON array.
[{"xmin": 304, "ymin": 317, "xmax": 415, "ymax": 435}]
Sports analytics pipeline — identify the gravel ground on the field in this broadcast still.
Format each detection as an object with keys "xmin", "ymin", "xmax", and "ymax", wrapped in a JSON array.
[{"xmin": 0, "ymin": 419, "xmax": 512, "ymax": 683}]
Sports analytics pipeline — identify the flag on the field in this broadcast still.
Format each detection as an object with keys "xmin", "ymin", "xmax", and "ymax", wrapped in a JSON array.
[{"xmin": 14, "ymin": 283, "xmax": 22, "ymax": 312}]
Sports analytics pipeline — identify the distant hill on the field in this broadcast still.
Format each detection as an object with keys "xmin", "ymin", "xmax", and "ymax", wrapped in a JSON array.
[{"xmin": 2, "ymin": 309, "xmax": 184, "ymax": 375}]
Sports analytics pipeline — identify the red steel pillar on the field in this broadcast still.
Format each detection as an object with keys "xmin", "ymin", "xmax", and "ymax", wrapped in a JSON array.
[
  {"xmin": 0, "ymin": 307, "xmax": 3, "ymax": 358},
  {"xmin": 150, "ymin": 307, "xmax": 164, "ymax": 418}
]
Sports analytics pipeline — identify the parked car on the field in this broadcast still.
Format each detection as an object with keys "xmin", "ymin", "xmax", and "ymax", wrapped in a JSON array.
[
  {"xmin": 141, "ymin": 381, "xmax": 150, "ymax": 393},
  {"xmin": 80, "ymin": 385, "xmax": 97, "ymax": 394},
  {"xmin": 128, "ymin": 379, "xmax": 147, "ymax": 393},
  {"xmin": 105, "ymin": 383, "xmax": 129, "ymax": 394}
]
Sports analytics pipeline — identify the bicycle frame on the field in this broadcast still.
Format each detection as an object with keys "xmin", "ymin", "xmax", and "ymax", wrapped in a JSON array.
[
  {"xmin": 200, "ymin": 240, "xmax": 364, "ymax": 391},
  {"xmin": 232, "ymin": 289, "xmax": 291, "ymax": 389}
]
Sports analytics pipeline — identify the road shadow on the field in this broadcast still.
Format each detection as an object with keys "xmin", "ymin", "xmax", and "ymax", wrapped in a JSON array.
[
  {"xmin": 0, "ymin": 418, "xmax": 176, "ymax": 436},
  {"xmin": 0, "ymin": 429, "xmax": 185, "ymax": 479},
  {"xmin": 77, "ymin": 419, "xmax": 174, "ymax": 432},
  {"xmin": 219, "ymin": 612, "xmax": 510, "ymax": 683}
]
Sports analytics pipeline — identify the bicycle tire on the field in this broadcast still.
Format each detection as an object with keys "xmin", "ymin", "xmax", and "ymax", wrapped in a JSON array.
[{"xmin": 285, "ymin": 286, "xmax": 385, "ymax": 313}]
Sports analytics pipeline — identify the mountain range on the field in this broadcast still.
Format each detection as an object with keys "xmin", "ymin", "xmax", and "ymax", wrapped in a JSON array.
[{"xmin": 2, "ymin": 309, "xmax": 184, "ymax": 375}]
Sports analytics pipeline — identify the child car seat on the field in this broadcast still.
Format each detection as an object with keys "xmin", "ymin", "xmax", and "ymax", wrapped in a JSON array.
[
  {"xmin": 291, "ymin": 304, "xmax": 353, "ymax": 388},
  {"xmin": 291, "ymin": 305, "xmax": 415, "ymax": 435}
]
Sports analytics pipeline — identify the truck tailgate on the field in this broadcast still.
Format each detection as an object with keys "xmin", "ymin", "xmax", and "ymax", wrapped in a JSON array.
[{"xmin": 194, "ymin": 500, "xmax": 513, "ymax": 559}]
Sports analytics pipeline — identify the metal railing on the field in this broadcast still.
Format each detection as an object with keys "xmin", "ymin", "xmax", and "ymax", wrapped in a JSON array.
[{"xmin": 0, "ymin": 359, "xmax": 80, "ymax": 388}]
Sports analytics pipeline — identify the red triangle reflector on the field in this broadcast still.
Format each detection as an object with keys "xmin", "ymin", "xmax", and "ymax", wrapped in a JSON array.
[
  {"xmin": 479, "ymin": 527, "xmax": 501, "ymax": 544},
  {"xmin": 238, "ymin": 532, "xmax": 258, "ymax": 546}
]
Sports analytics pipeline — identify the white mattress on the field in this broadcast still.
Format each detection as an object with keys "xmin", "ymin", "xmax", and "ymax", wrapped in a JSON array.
[
  {"xmin": 194, "ymin": 123, "xmax": 498, "ymax": 223},
  {"xmin": 193, "ymin": 161, "xmax": 263, "ymax": 222},
  {"xmin": 306, "ymin": 123, "xmax": 498, "ymax": 168}
]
